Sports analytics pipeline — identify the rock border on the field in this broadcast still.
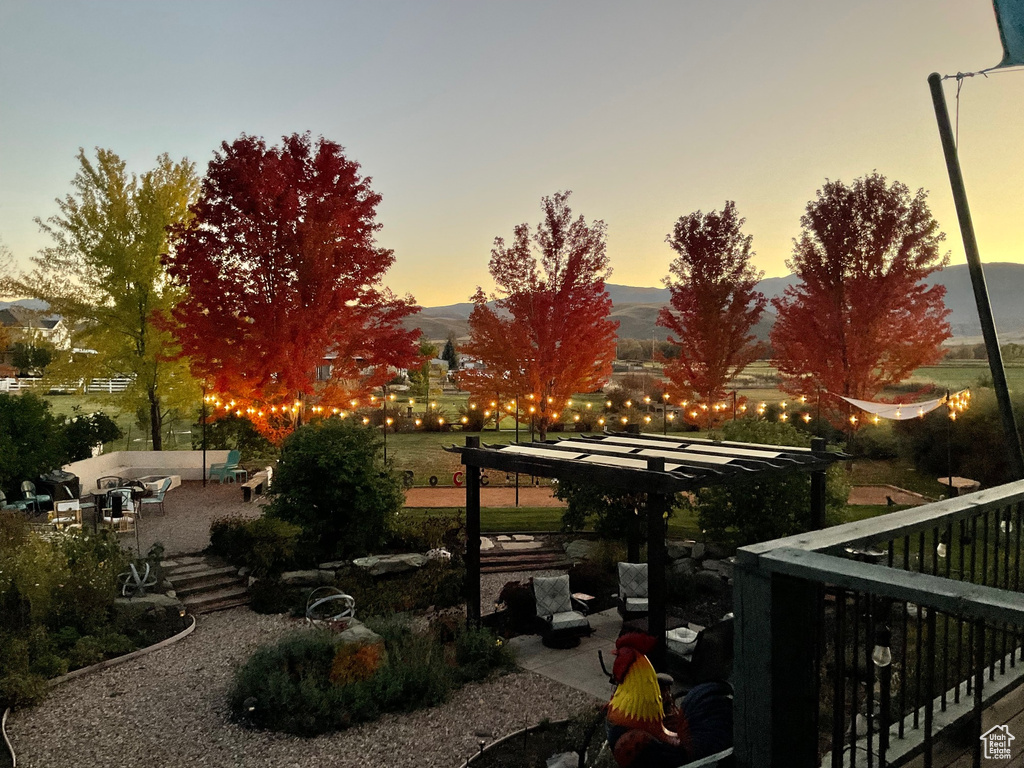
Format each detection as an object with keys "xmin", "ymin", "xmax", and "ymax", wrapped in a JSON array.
[
  {"xmin": 48, "ymin": 614, "xmax": 197, "ymax": 688},
  {"xmin": 1, "ymin": 706, "xmax": 14, "ymax": 768},
  {"xmin": 457, "ymin": 717, "xmax": 571, "ymax": 768},
  {"xmin": 1, "ymin": 614, "xmax": 197, "ymax": 768}
]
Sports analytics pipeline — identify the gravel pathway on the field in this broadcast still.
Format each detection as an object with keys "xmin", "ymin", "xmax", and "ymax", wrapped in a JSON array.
[{"xmin": 8, "ymin": 608, "xmax": 598, "ymax": 768}]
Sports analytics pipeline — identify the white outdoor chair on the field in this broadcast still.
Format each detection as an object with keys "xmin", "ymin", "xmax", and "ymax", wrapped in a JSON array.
[
  {"xmin": 617, "ymin": 561, "xmax": 650, "ymax": 618},
  {"xmin": 533, "ymin": 574, "xmax": 591, "ymax": 647}
]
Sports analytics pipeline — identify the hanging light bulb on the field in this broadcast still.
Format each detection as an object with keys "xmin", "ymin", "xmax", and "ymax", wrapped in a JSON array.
[{"xmin": 872, "ymin": 626, "xmax": 892, "ymax": 668}]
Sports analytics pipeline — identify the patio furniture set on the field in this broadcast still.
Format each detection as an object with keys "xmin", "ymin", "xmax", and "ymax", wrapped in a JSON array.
[
  {"xmin": 1, "ymin": 475, "xmax": 172, "ymax": 533},
  {"xmin": 532, "ymin": 561, "xmax": 734, "ymax": 690}
]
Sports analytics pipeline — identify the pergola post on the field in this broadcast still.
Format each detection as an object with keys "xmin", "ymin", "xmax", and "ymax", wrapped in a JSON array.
[
  {"xmin": 465, "ymin": 435, "xmax": 481, "ymax": 628},
  {"xmin": 646, "ymin": 456, "xmax": 669, "ymax": 664}
]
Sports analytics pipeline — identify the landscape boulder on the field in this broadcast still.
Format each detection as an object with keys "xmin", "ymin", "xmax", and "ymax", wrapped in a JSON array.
[
  {"xmin": 666, "ymin": 540, "xmax": 693, "ymax": 560},
  {"xmin": 352, "ymin": 553, "xmax": 428, "ymax": 576},
  {"xmin": 564, "ymin": 539, "xmax": 597, "ymax": 560},
  {"xmin": 280, "ymin": 569, "xmax": 334, "ymax": 587}
]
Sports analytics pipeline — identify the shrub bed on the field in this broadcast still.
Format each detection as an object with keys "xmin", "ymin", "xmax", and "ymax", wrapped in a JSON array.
[
  {"xmin": 209, "ymin": 515, "xmax": 304, "ymax": 576},
  {"xmin": 0, "ymin": 511, "xmax": 178, "ymax": 708},
  {"xmin": 229, "ymin": 616, "xmax": 516, "ymax": 735}
]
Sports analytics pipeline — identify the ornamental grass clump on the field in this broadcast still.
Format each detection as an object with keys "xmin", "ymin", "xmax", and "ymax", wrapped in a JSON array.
[{"xmin": 230, "ymin": 617, "xmax": 516, "ymax": 735}]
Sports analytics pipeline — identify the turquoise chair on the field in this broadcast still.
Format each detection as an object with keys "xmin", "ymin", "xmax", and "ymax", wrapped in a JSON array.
[
  {"xmin": 141, "ymin": 477, "xmax": 172, "ymax": 515},
  {"xmin": 0, "ymin": 490, "xmax": 27, "ymax": 512},
  {"xmin": 21, "ymin": 480, "xmax": 52, "ymax": 513},
  {"xmin": 210, "ymin": 450, "xmax": 242, "ymax": 483}
]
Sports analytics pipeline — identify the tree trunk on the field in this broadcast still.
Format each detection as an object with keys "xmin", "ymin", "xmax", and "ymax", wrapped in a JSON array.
[{"xmin": 150, "ymin": 389, "xmax": 163, "ymax": 450}]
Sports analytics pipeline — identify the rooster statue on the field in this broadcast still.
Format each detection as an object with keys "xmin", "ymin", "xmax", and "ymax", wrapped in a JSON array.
[{"xmin": 605, "ymin": 633, "xmax": 732, "ymax": 768}]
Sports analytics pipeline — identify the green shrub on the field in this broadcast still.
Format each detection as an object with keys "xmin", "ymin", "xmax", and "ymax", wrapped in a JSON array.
[
  {"xmin": 248, "ymin": 579, "xmax": 303, "ymax": 615},
  {"xmin": 388, "ymin": 510, "xmax": 464, "ymax": 553},
  {"xmin": 341, "ymin": 560, "xmax": 466, "ymax": 617},
  {"xmin": 62, "ymin": 410, "xmax": 123, "ymax": 462},
  {"xmin": 556, "ymin": 480, "xmax": 657, "ymax": 542},
  {"xmin": 229, "ymin": 630, "xmax": 341, "ymax": 735},
  {"xmin": 0, "ymin": 523, "xmax": 135, "ymax": 708},
  {"xmin": 893, "ymin": 388, "xmax": 1024, "ymax": 489},
  {"xmin": 0, "ymin": 392, "xmax": 67, "ymax": 499},
  {"xmin": 193, "ymin": 412, "xmax": 278, "ymax": 463},
  {"xmin": 690, "ymin": 420, "xmax": 849, "ymax": 546},
  {"xmin": 209, "ymin": 516, "xmax": 303, "ymax": 575},
  {"xmin": 267, "ymin": 420, "xmax": 404, "ymax": 561},
  {"xmin": 453, "ymin": 625, "xmax": 515, "ymax": 683},
  {"xmin": 230, "ymin": 615, "xmax": 512, "ymax": 736}
]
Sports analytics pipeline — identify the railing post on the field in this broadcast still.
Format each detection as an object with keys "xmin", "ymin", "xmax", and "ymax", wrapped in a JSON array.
[
  {"xmin": 811, "ymin": 437, "xmax": 827, "ymax": 530},
  {"xmin": 735, "ymin": 553, "xmax": 821, "ymax": 767},
  {"xmin": 734, "ymin": 552, "xmax": 774, "ymax": 768}
]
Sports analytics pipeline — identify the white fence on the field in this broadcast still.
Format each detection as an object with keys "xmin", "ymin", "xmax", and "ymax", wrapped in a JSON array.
[{"xmin": 0, "ymin": 376, "xmax": 133, "ymax": 393}]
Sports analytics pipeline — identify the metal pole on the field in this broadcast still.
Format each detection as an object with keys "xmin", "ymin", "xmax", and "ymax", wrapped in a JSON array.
[
  {"xmin": 382, "ymin": 384, "xmax": 387, "ymax": 464},
  {"xmin": 928, "ymin": 72, "xmax": 1024, "ymax": 479},
  {"xmin": 464, "ymin": 436, "xmax": 482, "ymax": 628},
  {"xmin": 947, "ymin": 391, "xmax": 954, "ymax": 496},
  {"xmin": 201, "ymin": 386, "xmax": 207, "ymax": 488},
  {"xmin": 515, "ymin": 393, "xmax": 519, "ymax": 507}
]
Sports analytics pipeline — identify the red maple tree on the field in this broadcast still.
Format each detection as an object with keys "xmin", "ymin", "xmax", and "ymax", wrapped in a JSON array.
[
  {"xmin": 657, "ymin": 201, "xmax": 767, "ymax": 428},
  {"xmin": 770, "ymin": 173, "xmax": 951, "ymax": 417},
  {"xmin": 460, "ymin": 191, "xmax": 618, "ymax": 440},
  {"xmin": 165, "ymin": 133, "xmax": 420, "ymax": 441}
]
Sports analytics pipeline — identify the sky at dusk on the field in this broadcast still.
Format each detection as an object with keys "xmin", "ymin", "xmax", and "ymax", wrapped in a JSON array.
[{"xmin": 1, "ymin": 1, "xmax": 1022, "ymax": 307}]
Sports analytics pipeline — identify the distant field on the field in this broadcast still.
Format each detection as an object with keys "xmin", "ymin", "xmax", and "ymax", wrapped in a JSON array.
[
  {"xmin": 34, "ymin": 357, "xmax": 1012, "ymax": 464},
  {"xmin": 907, "ymin": 361, "xmax": 1024, "ymax": 391}
]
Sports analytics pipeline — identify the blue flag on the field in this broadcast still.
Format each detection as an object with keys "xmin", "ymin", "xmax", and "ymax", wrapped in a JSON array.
[{"xmin": 993, "ymin": 0, "xmax": 1024, "ymax": 68}]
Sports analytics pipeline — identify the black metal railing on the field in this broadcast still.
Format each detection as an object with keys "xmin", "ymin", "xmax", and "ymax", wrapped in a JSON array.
[{"xmin": 734, "ymin": 481, "xmax": 1024, "ymax": 768}]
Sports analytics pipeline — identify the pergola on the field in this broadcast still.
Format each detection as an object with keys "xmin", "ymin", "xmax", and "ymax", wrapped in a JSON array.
[{"xmin": 449, "ymin": 431, "xmax": 845, "ymax": 652}]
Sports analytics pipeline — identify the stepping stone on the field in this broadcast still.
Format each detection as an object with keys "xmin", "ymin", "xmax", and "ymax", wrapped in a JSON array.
[
  {"xmin": 496, "ymin": 535, "xmax": 512, "ymax": 542},
  {"xmin": 480, "ymin": 537, "xmax": 495, "ymax": 550},
  {"xmin": 512, "ymin": 534, "xmax": 534, "ymax": 541},
  {"xmin": 503, "ymin": 541, "xmax": 543, "ymax": 550}
]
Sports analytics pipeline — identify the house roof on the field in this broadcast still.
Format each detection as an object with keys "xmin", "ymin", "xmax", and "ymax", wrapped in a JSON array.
[
  {"xmin": 0, "ymin": 306, "xmax": 61, "ymax": 330},
  {"xmin": 448, "ymin": 431, "xmax": 845, "ymax": 493}
]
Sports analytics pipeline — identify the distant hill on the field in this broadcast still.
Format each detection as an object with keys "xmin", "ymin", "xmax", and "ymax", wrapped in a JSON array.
[
  {"xmin": 407, "ymin": 264, "xmax": 1024, "ymax": 344},
  {"xmin": 0, "ymin": 299, "xmax": 48, "ymax": 311}
]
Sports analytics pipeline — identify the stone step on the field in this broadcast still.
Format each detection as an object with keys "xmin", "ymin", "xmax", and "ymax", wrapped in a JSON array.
[
  {"xmin": 193, "ymin": 595, "xmax": 251, "ymax": 614},
  {"xmin": 481, "ymin": 546, "xmax": 564, "ymax": 559},
  {"xmin": 160, "ymin": 555, "xmax": 207, "ymax": 569},
  {"xmin": 162, "ymin": 560, "xmax": 226, "ymax": 578},
  {"xmin": 167, "ymin": 565, "xmax": 238, "ymax": 586},
  {"xmin": 175, "ymin": 575, "xmax": 245, "ymax": 599},
  {"xmin": 182, "ymin": 585, "xmax": 249, "ymax": 611},
  {"xmin": 480, "ymin": 556, "xmax": 573, "ymax": 574}
]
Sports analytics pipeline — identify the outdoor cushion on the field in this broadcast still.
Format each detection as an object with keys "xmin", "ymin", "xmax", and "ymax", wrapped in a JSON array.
[
  {"xmin": 533, "ymin": 575, "xmax": 572, "ymax": 616},
  {"xmin": 618, "ymin": 562, "xmax": 649, "ymax": 598},
  {"xmin": 666, "ymin": 626, "xmax": 700, "ymax": 658},
  {"xmin": 625, "ymin": 597, "xmax": 649, "ymax": 613},
  {"xmin": 550, "ymin": 611, "xmax": 590, "ymax": 632}
]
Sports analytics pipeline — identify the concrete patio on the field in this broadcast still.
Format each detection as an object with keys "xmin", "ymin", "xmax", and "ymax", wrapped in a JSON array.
[{"xmin": 506, "ymin": 608, "xmax": 622, "ymax": 702}]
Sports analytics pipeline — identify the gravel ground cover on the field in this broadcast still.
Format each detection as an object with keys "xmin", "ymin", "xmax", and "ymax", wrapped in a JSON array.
[
  {"xmin": 8, "ymin": 608, "xmax": 598, "ymax": 768},
  {"xmin": 116, "ymin": 480, "xmax": 263, "ymax": 556}
]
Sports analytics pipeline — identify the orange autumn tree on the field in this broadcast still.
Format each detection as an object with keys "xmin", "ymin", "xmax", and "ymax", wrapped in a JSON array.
[
  {"xmin": 165, "ymin": 133, "xmax": 420, "ymax": 442},
  {"xmin": 770, "ymin": 173, "xmax": 951, "ymax": 421},
  {"xmin": 657, "ymin": 201, "xmax": 766, "ymax": 429},
  {"xmin": 461, "ymin": 191, "xmax": 618, "ymax": 441}
]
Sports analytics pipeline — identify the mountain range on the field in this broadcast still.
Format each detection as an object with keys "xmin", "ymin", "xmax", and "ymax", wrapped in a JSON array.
[
  {"xmin": 408, "ymin": 263, "xmax": 1024, "ymax": 344},
  {"xmin": 5, "ymin": 263, "xmax": 1023, "ymax": 345}
]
